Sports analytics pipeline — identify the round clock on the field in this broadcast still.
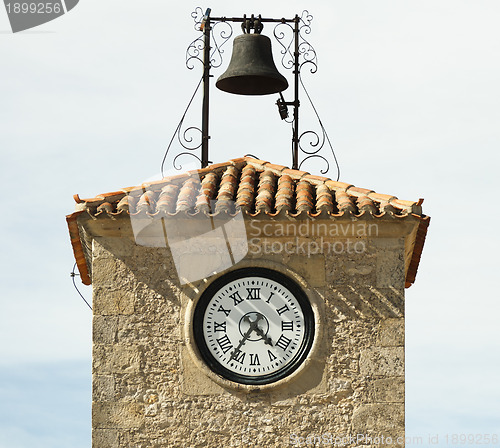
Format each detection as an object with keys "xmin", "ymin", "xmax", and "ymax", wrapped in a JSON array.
[{"xmin": 193, "ymin": 267, "xmax": 315, "ymax": 385}]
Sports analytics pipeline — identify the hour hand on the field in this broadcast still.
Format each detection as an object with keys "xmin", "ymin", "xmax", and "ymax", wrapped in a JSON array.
[
  {"xmin": 230, "ymin": 315, "xmax": 261, "ymax": 360},
  {"xmin": 244, "ymin": 313, "xmax": 272, "ymax": 345},
  {"xmin": 253, "ymin": 325, "xmax": 273, "ymax": 346}
]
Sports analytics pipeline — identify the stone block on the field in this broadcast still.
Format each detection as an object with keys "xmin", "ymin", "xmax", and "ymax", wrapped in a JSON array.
[
  {"xmin": 93, "ymin": 289, "xmax": 135, "ymax": 316},
  {"xmin": 93, "ymin": 345, "xmax": 142, "ymax": 374},
  {"xmin": 352, "ymin": 403, "xmax": 404, "ymax": 435},
  {"xmin": 92, "ymin": 258, "xmax": 120, "ymax": 287},
  {"xmin": 95, "ymin": 236, "xmax": 135, "ymax": 257},
  {"xmin": 359, "ymin": 347, "xmax": 404, "ymax": 376},
  {"xmin": 287, "ymin": 255, "xmax": 326, "ymax": 287},
  {"xmin": 373, "ymin": 377, "xmax": 404, "ymax": 403},
  {"xmin": 377, "ymin": 318, "xmax": 404, "ymax": 347},
  {"xmin": 375, "ymin": 238, "xmax": 405, "ymax": 289},
  {"xmin": 93, "ymin": 375, "xmax": 115, "ymax": 402},
  {"xmin": 92, "ymin": 429, "xmax": 119, "ymax": 448},
  {"xmin": 92, "ymin": 402, "xmax": 144, "ymax": 429},
  {"xmin": 180, "ymin": 346, "xmax": 226, "ymax": 396},
  {"xmin": 93, "ymin": 316, "xmax": 118, "ymax": 343}
]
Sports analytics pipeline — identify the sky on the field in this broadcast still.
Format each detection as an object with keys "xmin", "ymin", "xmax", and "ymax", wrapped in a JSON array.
[{"xmin": 1, "ymin": 0, "xmax": 499, "ymax": 447}]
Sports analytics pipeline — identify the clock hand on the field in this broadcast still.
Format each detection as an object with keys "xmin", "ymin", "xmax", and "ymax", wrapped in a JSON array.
[
  {"xmin": 230, "ymin": 326, "xmax": 253, "ymax": 360},
  {"xmin": 229, "ymin": 313, "xmax": 264, "ymax": 360},
  {"xmin": 252, "ymin": 325, "xmax": 273, "ymax": 346},
  {"xmin": 244, "ymin": 313, "xmax": 272, "ymax": 345}
]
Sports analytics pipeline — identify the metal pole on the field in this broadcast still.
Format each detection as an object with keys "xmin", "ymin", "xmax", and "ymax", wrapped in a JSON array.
[
  {"xmin": 201, "ymin": 16, "xmax": 211, "ymax": 168},
  {"xmin": 292, "ymin": 15, "xmax": 300, "ymax": 170}
]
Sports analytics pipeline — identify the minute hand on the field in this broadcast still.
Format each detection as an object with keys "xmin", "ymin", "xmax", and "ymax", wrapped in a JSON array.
[
  {"xmin": 229, "ymin": 314, "xmax": 264, "ymax": 360},
  {"xmin": 253, "ymin": 324, "xmax": 273, "ymax": 346}
]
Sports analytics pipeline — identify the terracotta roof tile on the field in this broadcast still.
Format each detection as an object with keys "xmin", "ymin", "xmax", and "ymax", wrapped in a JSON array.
[
  {"xmin": 215, "ymin": 166, "xmax": 239, "ymax": 212},
  {"xmin": 264, "ymin": 163, "xmax": 288, "ymax": 174},
  {"xmin": 67, "ymin": 156, "xmax": 430, "ymax": 288},
  {"xmin": 316, "ymin": 184, "xmax": 334, "ymax": 213},
  {"xmin": 325, "ymin": 179, "xmax": 353, "ymax": 191},
  {"xmin": 275, "ymin": 174, "xmax": 295, "ymax": 212},
  {"xmin": 245, "ymin": 158, "xmax": 269, "ymax": 171},
  {"xmin": 196, "ymin": 172, "xmax": 218, "ymax": 213},
  {"xmin": 71, "ymin": 157, "xmax": 427, "ymax": 218},
  {"xmin": 282, "ymin": 168, "xmax": 309, "ymax": 181},
  {"xmin": 296, "ymin": 180, "xmax": 314, "ymax": 213},
  {"xmin": 158, "ymin": 184, "xmax": 180, "ymax": 213},
  {"xmin": 356, "ymin": 195, "xmax": 377, "ymax": 214},
  {"xmin": 236, "ymin": 165, "xmax": 256, "ymax": 211},
  {"xmin": 347, "ymin": 186, "xmax": 374, "ymax": 196},
  {"xmin": 304, "ymin": 174, "xmax": 330, "ymax": 184},
  {"xmin": 176, "ymin": 178, "xmax": 199, "ymax": 212},
  {"xmin": 255, "ymin": 170, "xmax": 276, "ymax": 213}
]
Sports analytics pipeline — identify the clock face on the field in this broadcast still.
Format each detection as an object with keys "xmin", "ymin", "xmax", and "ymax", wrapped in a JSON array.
[{"xmin": 193, "ymin": 268, "xmax": 314, "ymax": 385}]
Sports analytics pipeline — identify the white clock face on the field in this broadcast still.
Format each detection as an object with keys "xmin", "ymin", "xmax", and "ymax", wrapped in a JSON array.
[{"xmin": 193, "ymin": 268, "xmax": 314, "ymax": 385}]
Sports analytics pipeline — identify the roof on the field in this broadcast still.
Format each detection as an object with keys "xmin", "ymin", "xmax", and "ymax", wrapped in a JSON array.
[{"xmin": 66, "ymin": 156, "xmax": 430, "ymax": 287}]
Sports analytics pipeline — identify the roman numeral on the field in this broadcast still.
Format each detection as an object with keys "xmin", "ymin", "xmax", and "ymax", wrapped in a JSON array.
[
  {"xmin": 249, "ymin": 353, "xmax": 260, "ymax": 366},
  {"xmin": 276, "ymin": 334, "xmax": 292, "ymax": 351},
  {"xmin": 246, "ymin": 288, "xmax": 261, "ymax": 300},
  {"xmin": 214, "ymin": 321, "xmax": 226, "ymax": 332},
  {"xmin": 217, "ymin": 305, "xmax": 231, "ymax": 317},
  {"xmin": 216, "ymin": 335, "xmax": 233, "ymax": 354},
  {"xmin": 265, "ymin": 292, "xmax": 275, "ymax": 303},
  {"xmin": 276, "ymin": 304, "xmax": 289, "ymax": 316},
  {"xmin": 267, "ymin": 350, "xmax": 277, "ymax": 362},
  {"xmin": 281, "ymin": 321, "xmax": 294, "ymax": 331},
  {"xmin": 229, "ymin": 291, "xmax": 243, "ymax": 306},
  {"xmin": 231, "ymin": 349, "xmax": 246, "ymax": 364}
]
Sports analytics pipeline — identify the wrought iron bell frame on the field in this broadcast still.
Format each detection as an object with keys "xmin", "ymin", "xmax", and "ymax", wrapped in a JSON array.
[{"xmin": 173, "ymin": 8, "xmax": 336, "ymax": 176}]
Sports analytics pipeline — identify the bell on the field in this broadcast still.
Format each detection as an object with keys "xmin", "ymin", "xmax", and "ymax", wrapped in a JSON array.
[{"xmin": 216, "ymin": 33, "xmax": 289, "ymax": 96}]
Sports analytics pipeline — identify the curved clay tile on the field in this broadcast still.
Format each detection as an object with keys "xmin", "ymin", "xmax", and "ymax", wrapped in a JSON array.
[
  {"xmin": 296, "ymin": 180, "xmax": 314, "ymax": 213},
  {"xmin": 275, "ymin": 174, "xmax": 295, "ymax": 213},
  {"xmin": 215, "ymin": 166, "xmax": 239, "ymax": 212},
  {"xmin": 136, "ymin": 190, "xmax": 157, "ymax": 214},
  {"xmin": 236, "ymin": 164, "xmax": 256, "ymax": 211},
  {"xmin": 116, "ymin": 194, "xmax": 130, "ymax": 212},
  {"xmin": 335, "ymin": 190, "xmax": 357, "ymax": 215},
  {"xmin": 315, "ymin": 183, "xmax": 334, "ymax": 213},
  {"xmin": 97, "ymin": 202, "xmax": 114, "ymax": 214},
  {"xmin": 255, "ymin": 170, "xmax": 276, "ymax": 213},
  {"xmin": 176, "ymin": 178, "xmax": 201, "ymax": 213},
  {"xmin": 378, "ymin": 201, "xmax": 398, "ymax": 215},
  {"xmin": 356, "ymin": 194, "xmax": 377, "ymax": 215},
  {"xmin": 157, "ymin": 184, "xmax": 180, "ymax": 214},
  {"xmin": 196, "ymin": 172, "xmax": 218, "ymax": 213}
]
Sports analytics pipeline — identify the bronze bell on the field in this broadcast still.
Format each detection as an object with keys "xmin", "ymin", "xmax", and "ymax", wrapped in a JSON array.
[{"xmin": 216, "ymin": 33, "xmax": 289, "ymax": 96}]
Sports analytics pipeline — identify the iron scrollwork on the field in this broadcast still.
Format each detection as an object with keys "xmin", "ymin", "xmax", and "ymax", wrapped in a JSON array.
[
  {"xmin": 186, "ymin": 8, "xmax": 233, "ymax": 70},
  {"xmin": 272, "ymin": 11, "xmax": 338, "ymax": 177},
  {"xmin": 209, "ymin": 20, "xmax": 233, "ymax": 69},
  {"xmin": 273, "ymin": 10, "xmax": 317, "ymax": 73},
  {"xmin": 165, "ymin": 9, "xmax": 234, "ymax": 172},
  {"xmin": 273, "ymin": 21, "xmax": 295, "ymax": 70}
]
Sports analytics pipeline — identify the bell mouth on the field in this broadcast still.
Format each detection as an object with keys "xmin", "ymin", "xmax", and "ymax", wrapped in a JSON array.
[{"xmin": 216, "ymin": 75, "xmax": 289, "ymax": 96}]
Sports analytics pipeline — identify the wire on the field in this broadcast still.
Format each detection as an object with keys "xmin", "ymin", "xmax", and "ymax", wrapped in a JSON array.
[
  {"xmin": 71, "ymin": 262, "xmax": 92, "ymax": 311},
  {"xmin": 160, "ymin": 77, "xmax": 203, "ymax": 178},
  {"xmin": 299, "ymin": 73, "xmax": 341, "ymax": 181}
]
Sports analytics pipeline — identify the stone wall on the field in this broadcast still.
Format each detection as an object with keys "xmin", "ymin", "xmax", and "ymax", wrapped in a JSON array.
[{"xmin": 91, "ymin": 221, "xmax": 406, "ymax": 448}]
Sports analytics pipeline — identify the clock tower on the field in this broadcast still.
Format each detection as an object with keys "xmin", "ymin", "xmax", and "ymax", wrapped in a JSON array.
[{"xmin": 67, "ymin": 156, "xmax": 429, "ymax": 447}]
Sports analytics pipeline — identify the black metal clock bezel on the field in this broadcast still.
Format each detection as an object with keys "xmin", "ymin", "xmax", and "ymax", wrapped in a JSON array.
[{"xmin": 193, "ymin": 267, "xmax": 315, "ymax": 385}]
